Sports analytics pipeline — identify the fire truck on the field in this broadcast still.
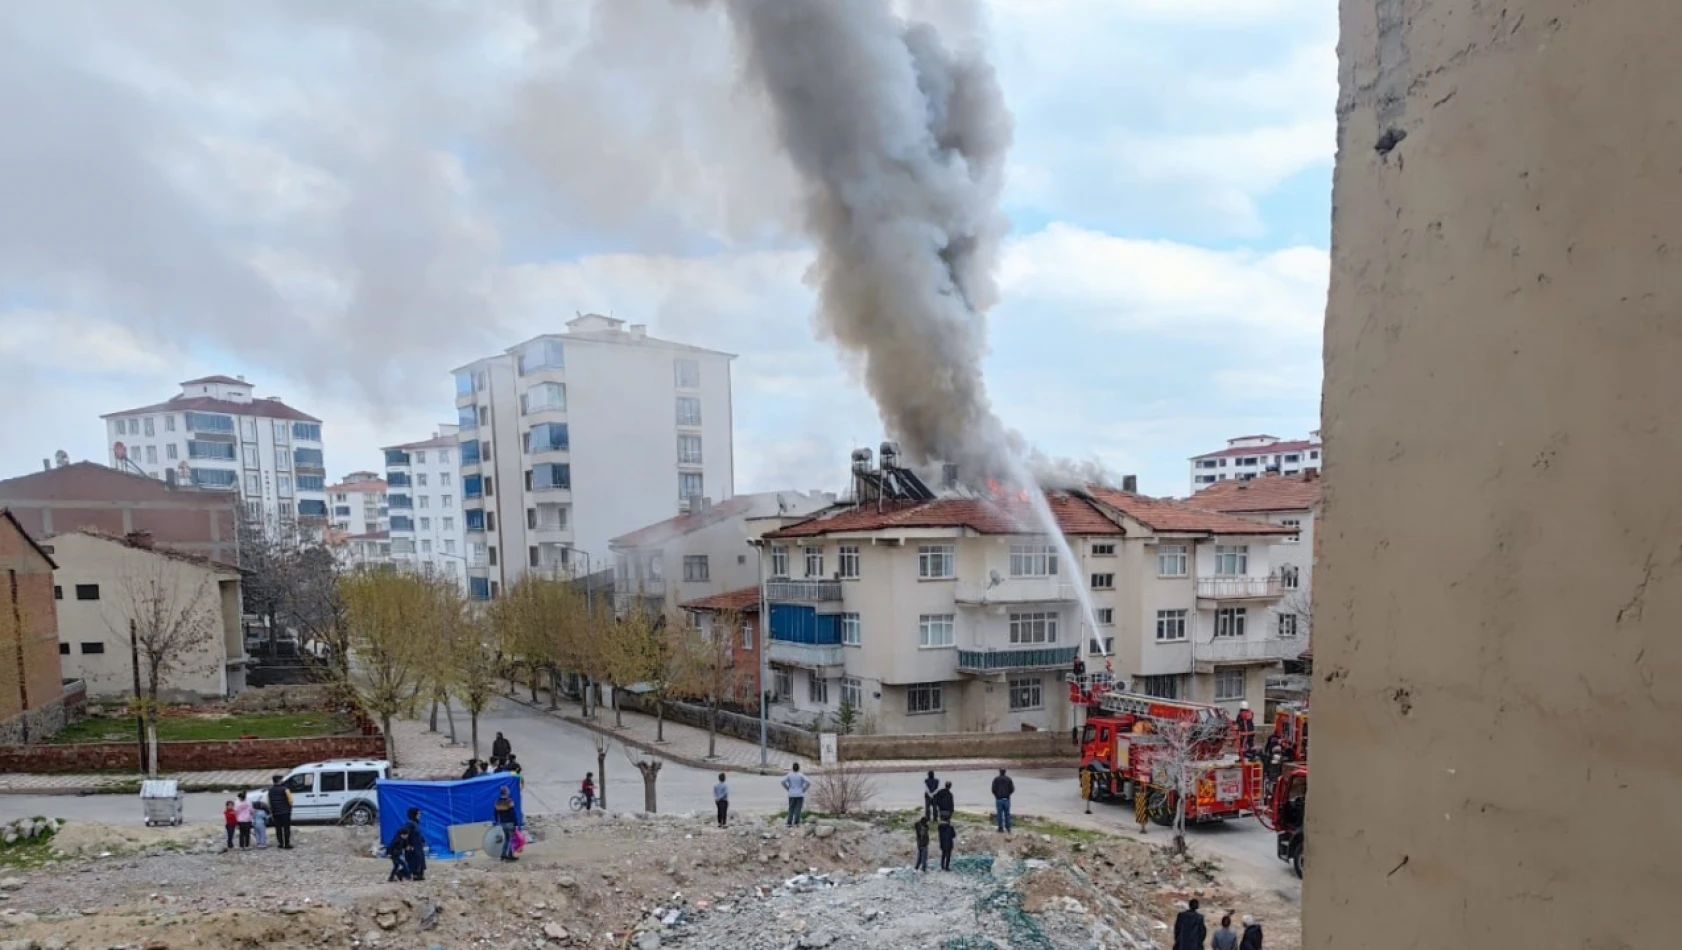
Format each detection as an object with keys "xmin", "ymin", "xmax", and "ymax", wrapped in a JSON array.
[
  {"xmin": 1272, "ymin": 702, "xmax": 1309, "ymax": 763},
  {"xmin": 1256, "ymin": 764, "xmax": 1308, "ymax": 878},
  {"xmin": 1072, "ymin": 676, "xmax": 1264, "ymax": 825}
]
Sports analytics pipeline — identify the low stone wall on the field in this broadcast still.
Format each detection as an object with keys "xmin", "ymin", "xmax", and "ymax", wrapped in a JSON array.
[
  {"xmin": 0, "ymin": 734, "xmax": 386, "ymax": 774},
  {"xmin": 840, "ymin": 729, "xmax": 1072, "ymax": 761},
  {"xmin": 620, "ymin": 695, "xmax": 819, "ymax": 758},
  {"xmin": 230, "ymin": 684, "xmax": 331, "ymax": 713},
  {"xmin": 0, "ymin": 681, "xmax": 87, "ymax": 745}
]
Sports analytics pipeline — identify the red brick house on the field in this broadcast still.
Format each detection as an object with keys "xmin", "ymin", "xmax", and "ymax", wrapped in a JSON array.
[
  {"xmin": 681, "ymin": 586, "xmax": 762, "ymax": 699},
  {"xmin": 0, "ymin": 462, "xmax": 240, "ymax": 565},
  {"xmin": 0, "ymin": 509, "xmax": 68, "ymax": 740}
]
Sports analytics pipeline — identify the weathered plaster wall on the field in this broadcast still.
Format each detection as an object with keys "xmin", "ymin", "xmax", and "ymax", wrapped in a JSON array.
[{"xmin": 1311, "ymin": 1, "xmax": 1682, "ymax": 946}]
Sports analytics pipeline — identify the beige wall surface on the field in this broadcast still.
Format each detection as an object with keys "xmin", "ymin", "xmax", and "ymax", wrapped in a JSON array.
[{"xmin": 1311, "ymin": 1, "xmax": 1682, "ymax": 947}]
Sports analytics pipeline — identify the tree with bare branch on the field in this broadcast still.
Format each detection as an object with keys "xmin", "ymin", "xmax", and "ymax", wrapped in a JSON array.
[
  {"xmin": 1144, "ymin": 717, "xmax": 1235, "ymax": 855},
  {"xmin": 592, "ymin": 733, "xmax": 612, "ymax": 810},
  {"xmin": 338, "ymin": 569, "xmax": 431, "ymax": 763},
  {"xmin": 110, "ymin": 559, "xmax": 224, "ymax": 775},
  {"xmin": 598, "ymin": 598, "xmax": 661, "ymax": 729},
  {"xmin": 623, "ymin": 742, "xmax": 663, "ymax": 813},
  {"xmin": 811, "ymin": 761, "xmax": 878, "ymax": 816},
  {"xmin": 672, "ymin": 608, "xmax": 750, "ymax": 759}
]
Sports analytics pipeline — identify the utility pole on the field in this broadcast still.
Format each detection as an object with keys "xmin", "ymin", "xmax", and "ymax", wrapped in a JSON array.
[
  {"xmin": 129, "ymin": 619, "xmax": 146, "ymax": 771},
  {"xmin": 752, "ymin": 539, "xmax": 769, "ymax": 770}
]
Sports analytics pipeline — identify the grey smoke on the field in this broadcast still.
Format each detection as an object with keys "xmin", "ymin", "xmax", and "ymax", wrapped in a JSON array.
[{"xmin": 695, "ymin": 0, "xmax": 1018, "ymax": 480}]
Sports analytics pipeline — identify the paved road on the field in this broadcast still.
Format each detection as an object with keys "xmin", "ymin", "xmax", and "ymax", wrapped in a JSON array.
[{"xmin": 0, "ymin": 698, "xmax": 1300, "ymax": 901}]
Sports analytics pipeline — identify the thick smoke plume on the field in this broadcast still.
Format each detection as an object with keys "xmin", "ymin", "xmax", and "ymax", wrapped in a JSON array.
[{"xmin": 697, "ymin": 0, "xmax": 1018, "ymax": 481}]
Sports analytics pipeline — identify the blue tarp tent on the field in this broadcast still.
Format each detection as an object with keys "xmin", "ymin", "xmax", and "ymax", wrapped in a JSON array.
[{"xmin": 376, "ymin": 773, "xmax": 522, "ymax": 859}]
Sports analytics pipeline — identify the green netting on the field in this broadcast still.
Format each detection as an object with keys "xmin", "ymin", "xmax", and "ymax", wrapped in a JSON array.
[{"xmin": 941, "ymin": 858, "xmax": 1058, "ymax": 950}]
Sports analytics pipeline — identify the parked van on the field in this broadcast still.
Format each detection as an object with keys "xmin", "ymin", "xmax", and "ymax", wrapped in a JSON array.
[{"xmin": 251, "ymin": 759, "xmax": 390, "ymax": 826}]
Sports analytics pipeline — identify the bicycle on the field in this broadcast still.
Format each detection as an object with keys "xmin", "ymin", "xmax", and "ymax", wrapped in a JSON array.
[{"xmin": 569, "ymin": 793, "xmax": 594, "ymax": 812}]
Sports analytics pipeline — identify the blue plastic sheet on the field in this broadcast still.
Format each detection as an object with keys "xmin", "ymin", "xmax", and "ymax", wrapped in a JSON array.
[{"xmin": 376, "ymin": 772, "xmax": 522, "ymax": 859}]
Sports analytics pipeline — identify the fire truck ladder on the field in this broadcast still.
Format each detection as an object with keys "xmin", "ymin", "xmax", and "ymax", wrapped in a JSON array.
[{"xmin": 1097, "ymin": 691, "xmax": 1227, "ymax": 728}]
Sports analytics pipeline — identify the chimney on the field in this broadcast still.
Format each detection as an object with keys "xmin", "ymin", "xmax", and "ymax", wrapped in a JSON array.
[
  {"xmin": 1304, "ymin": 468, "xmax": 1320, "ymax": 482},
  {"xmin": 1122, "ymin": 474, "xmax": 1138, "ymax": 493},
  {"xmin": 628, "ymin": 324, "xmax": 647, "ymax": 340},
  {"xmin": 125, "ymin": 530, "xmax": 154, "ymax": 550},
  {"xmin": 41, "ymin": 459, "xmax": 50, "ymax": 472}
]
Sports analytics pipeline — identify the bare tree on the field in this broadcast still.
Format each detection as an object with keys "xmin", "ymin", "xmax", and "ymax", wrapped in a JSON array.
[
  {"xmin": 1144, "ymin": 718, "xmax": 1234, "ymax": 856},
  {"xmin": 592, "ymin": 733, "xmax": 611, "ymax": 810},
  {"xmin": 1281, "ymin": 589, "xmax": 1313, "ymax": 645},
  {"xmin": 599, "ymin": 598, "xmax": 660, "ymax": 729},
  {"xmin": 338, "ymin": 569, "xmax": 430, "ymax": 763},
  {"xmin": 672, "ymin": 608, "xmax": 749, "ymax": 758},
  {"xmin": 811, "ymin": 761, "xmax": 878, "ymax": 816},
  {"xmin": 112, "ymin": 559, "xmax": 223, "ymax": 775},
  {"xmin": 623, "ymin": 742, "xmax": 663, "ymax": 813}
]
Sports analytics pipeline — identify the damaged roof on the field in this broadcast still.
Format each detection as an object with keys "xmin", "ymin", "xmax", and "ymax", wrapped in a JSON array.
[
  {"xmin": 1190, "ymin": 473, "xmax": 1323, "ymax": 513},
  {"xmin": 1083, "ymin": 487, "xmax": 1293, "ymax": 536},
  {"xmin": 611, "ymin": 497, "xmax": 755, "ymax": 548},
  {"xmin": 763, "ymin": 493, "xmax": 1123, "ymax": 539},
  {"xmin": 681, "ymin": 586, "xmax": 762, "ymax": 614}
]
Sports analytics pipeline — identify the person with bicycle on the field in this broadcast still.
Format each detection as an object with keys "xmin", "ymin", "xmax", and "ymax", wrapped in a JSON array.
[{"xmin": 578, "ymin": 772, "xmax": 595, "ymax": 811}]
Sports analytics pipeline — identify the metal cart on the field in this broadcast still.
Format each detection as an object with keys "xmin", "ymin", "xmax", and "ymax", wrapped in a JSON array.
[{"xmin": 141, "ymin": 779, "xmax": 184, "ymax": 827}]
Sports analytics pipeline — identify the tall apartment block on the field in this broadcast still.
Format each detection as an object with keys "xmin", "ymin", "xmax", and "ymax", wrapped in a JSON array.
[
  {"xmin": 452, "ymin": 315, "xmax": 735, "ymax": 600},
  {"xmin": 100, "ymin": 376, "xmax": 327, "ymax": 537},
  {"xmin": 382, "ymin": 426, "xmax": 468, "ymax": 588},
  {"xmin": 326, "ymin": 471, "xmax": 388, "ymax": 536},
  {"xmin": 1188, "ymin": 432, "xmax": 1323, "ymax": 490}
]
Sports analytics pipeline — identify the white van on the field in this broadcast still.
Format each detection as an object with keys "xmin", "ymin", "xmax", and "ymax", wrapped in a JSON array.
[{"xmin": 250, "ymin": 759, "xmax": 390, "ymax": 826}]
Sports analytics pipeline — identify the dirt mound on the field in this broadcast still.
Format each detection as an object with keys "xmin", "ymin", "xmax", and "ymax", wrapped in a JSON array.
[{"xmin": 48, "ymin": 820, "xmax": 218, "ymax": 858}]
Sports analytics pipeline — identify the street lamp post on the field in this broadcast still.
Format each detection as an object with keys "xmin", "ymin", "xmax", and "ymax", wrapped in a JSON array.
[{"xmin": 749, "ymin": 538, "xmax": 769, "ymax": 770}]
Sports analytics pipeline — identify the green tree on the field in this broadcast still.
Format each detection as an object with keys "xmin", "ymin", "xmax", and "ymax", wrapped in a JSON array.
[{"xmin": 338, "ymin": 569, "xmax": 431, "ymax": 763}]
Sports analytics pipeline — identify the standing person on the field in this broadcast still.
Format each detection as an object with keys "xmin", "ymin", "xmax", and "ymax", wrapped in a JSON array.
[
  {"xmin": 266, "ymin": 774, "xmax": 294, "ymax": 850},
  {"xmin": 400, "ymin": 807, "xmax": 428, "ymax": 881},
  {"xmin": 932, "ymin": 780, "xmax": 955, "ymax": 823},
  {"xmin": 713, "ymin": 773, "xmax": 730, "ymax": 828},
  {"xmin": 1235, "ymin": 702, "xmax": 1256, "ymax": 753},
  {"xmin": 781, "ymin": 763, "xmax": 810, "ymax": 827},
  {"xmin": 461, "ymin": 759, "xmax": 482, "ymax": 779},
  {"xmin": 1173, "ymin": 898, "xmax": 1208, "ymax": 950},
  {"xmin": 233, "ymin": 792, "xmax": 254, "ymax": 849},
  {"xmin": 580, "ymin": 772, "xmax": 596, "ymax": 811},
  {"xmin": 386, "ymin": 827, "xmax": 412, "ymax": 882},
  {"xmin": 491, "ymin": 732, "xmax": 512, "ymax": 765},
  {"xmin": 251, "ymin": 796, "xmax": 269, "ymax": 849},
  {"xmin": 1239, "ymin": 915, "xmax": 1263, "ymax": 950},
  {"xmin": 922, "ymin": 770, "xmax": 939, "ymax": 820},
  {"xmin": 912, "ymin": 816, "xmax": 930, "ymax": 872},
  {"xmin": 493, "ymin": 787, "xmax": 518, "ymax": 862},
  {"xmin": 937, "ymin": 819, "xmax": 956, "ymax": 872},
  {"xmin": 990, "ymin": 769, "xmax": 1015, "ymax": 834},
  {"xmin": 222, "ymin": 801, "xmax": 237, "ymax": 851},
  {"xmin": 1211, "ymin": 914, "xmax": 1239, "ymax": 950}
]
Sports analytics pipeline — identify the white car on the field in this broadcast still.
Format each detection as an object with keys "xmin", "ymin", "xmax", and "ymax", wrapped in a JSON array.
[{"xmin": 250, "ymin": 759, "xmax": 390, "ymax": 826}]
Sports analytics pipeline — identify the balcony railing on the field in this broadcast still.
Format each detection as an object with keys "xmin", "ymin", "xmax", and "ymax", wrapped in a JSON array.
[
  {"xmin": 954, "ymin": 578, "xmax": 1076, "ymax": 605},
  {"xmin": 768, "ymin": 640, "xmax": 845, "ymax": 671},
  {"xmin": 1196, "ymin": 576, "xmax": 1284, "ymax": 600},
  {"xmin": 766, "ymin": 579, "xmax": 844, "ymax": 602},
  {"xmin": 1193, "ymin": 637, "xmax": 1296, "ymax": 667},
  {"xmin": 956, "ymin": 646, "xmax": 1079, "ymax": 673}
]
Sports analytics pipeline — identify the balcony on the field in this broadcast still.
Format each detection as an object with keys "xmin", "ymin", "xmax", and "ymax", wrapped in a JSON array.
[
  {"xmin": 768, "ymin": 640, "xmax": 845, "ymax": 672},
  {"xmin": 1196, "ymin": 576, "xmax": 1283, "ymax": 602},
  {"xmin": 956, "ymin": 646, "xmax": 1079, "ymax": 674},
  {"xmin": 766, "ymin": 579, "xmax": 843, "ymax": 603},
  {"xmin": 625, "ymin": 576, "xmax": 665, "ymax": 597},
  {"xmin": 954, "ymin": 577, "xmax": 1076, "ymax": 605},
  {"xmin": 1192, "ymin": 637, "xmax": 1296, "ymax": 672}
]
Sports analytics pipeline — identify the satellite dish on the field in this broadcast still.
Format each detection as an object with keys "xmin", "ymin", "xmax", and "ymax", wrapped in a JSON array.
[
  {"xmin": 987, "ymin": 569, "xmax": 1003, "ymax": 588},
  {"xmin": 54, "ymin": 450, "xmax": 68, "ymax": 468},
  {"xmin": 113, "ymin": 441, "xmax": 127, "ymax": 460}
]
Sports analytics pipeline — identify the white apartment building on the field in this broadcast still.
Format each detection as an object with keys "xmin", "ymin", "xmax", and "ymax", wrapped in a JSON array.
[
  {"xmin": 100, "ymin": 376, "xmax": 328, "ymax": 538},
  {"xmin": 382, "ymin": 426, "xmax": 468, "ymax": 589},
  {"xmin": 1189, "ymin": 432, "xmax": 1323, "ymax": 490},
  {"xmin": 609, "ymin": 490, "xmax": 835, "ymax": 615},
  {"xmin": 1191, "ymin": 472, "xmax": 1321, "ymax": 661},
  {"xmin": 326, "ymin": 472, "xmax": 388, "ymax": 536},
  {"xmin": 452, "ymin": 315, "xmax": 735, "ymax": 601}
]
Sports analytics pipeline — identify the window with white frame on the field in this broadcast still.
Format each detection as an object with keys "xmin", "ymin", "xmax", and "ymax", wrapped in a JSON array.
[
  {"xmin": 1215, "ymin": 668, "xmax": 1246, "ymax": 702},
  {"xmin": 741, "ymin": 622, "xmax": 754, "ymax": 650},
  {"xmin": 419, "ymin": 517, "xmax": 431, "ymax": 530},
  {"xmin": 804, "ymin": 546, "xmax": 824, "ymax": 578},
  {"xmin": 1095, "ymin": 607, "xmax": 1114, "ymax": 625},
  {"xmin": 809, "ymin": 675, "xmax": 829, "ymax": 705},
  {"xmin": 1090, "ymin": 542, "xmax": 1116, "ymax": 556},
  {"xmin": 683, "ymin": 555, "xmax": 710, "ymax": 582},
  {"xmin": 1008, "ymin": 677, "xmax": 1044, "ymax": 711},
  {"xmin": 1008, "ymin": 611, "xmax": 1058, "ymax": 644},
  {"xmin": 1214, "ymin": 544, "xmax": 1249, "ymax": 576},
  {"xmin": 841, "ymin": 613, "xmax": 861, "ymax": 646},
  {"xmin": 676, "ymin": 396, "xmax": 702, "ymax": 426},
  {"xmin": 1280, "ymin": 565, "xmax": 1300, "ymax": 590},
  {"xmin": 1088, "ymin": 636, "xmax": 1116, "ymax": 656},
  {"xmin": 1009, "ymin": 543, "xmax": 1058, "ymax": 577},
  {"xmin": 1278, "ymin": 612, "xmax": 1299, "ymax": 637},
  {"xmin": 774, "ymin": 668, "xmax": 793, "ymax": 699},
  {"xmin": 1157, "ymin": 544, "xmax": 1188, "ymax": 576},
  {"xmin": 272, "ymin": 420, "xmax": 289, "ymax": 443},
  {"xmin": 771, "ymin": 546, "xmax": 789, "ymax": 578},
  {"xmin": 164, "ymin": 415, "xmax": 176, "ymax": 432},
  {"xmin": 674, "ymin": 358, "xmax": 701, "ymax": 389},
  {"xmin": 918, "ymin": 614, "xmax": 954, "ymax": 648},
  {"xmin": 1280, "ymin": 519, "xmax": 1301, "ymax": 543},
  {"xmin": 1089, "ymin": 572, "xmax": 1115, "ymax": 590},
  {"xmin": 679, "ymin": 472, "xmax": 704, "ymax": 500},
  {"xmin": 678, "ymin": 434, "xmax": 703, "ymax": 465},
  {"xmin": 1155, "ymin": 609, "xmax": 1188, "ymax": 642},
  {"xmin": 840, "ymin": 677, "xmax": 862, "ymax": 711},
  {"xmin": 917, "ymin": 544, "xmax": 954, "ymax": 579},
  {"xmin": 1215, "ymin": 607, "xmax": 1248, "ymax": 638},
  {"xmin": 837, "ymin": 544, "xmax": 860, "ymax": 579},
  {"xmin": 906, "ymin": 682, "xmax": 944, "ymax": 714},
  {"xmin": 440, "ymin": 471, "xmax": 452, "ymax": 486}
]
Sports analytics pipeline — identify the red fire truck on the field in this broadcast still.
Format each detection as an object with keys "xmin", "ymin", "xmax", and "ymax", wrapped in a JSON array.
[
  {"xmin": 1272, "ymin": 702, "xmax": 1309, "ymax": 763},
  {"xmin": 1073, "ymin": 680, "xmax": 1264, "ymax": 825},
  {"xmin": 1256, "ymin": 764, "xmax": 1308, "ymax": 878}
]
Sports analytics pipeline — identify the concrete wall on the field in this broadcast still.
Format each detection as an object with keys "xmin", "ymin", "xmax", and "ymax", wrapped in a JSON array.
[{"xmin": 1309, "ymin": 2, "xmax": 1682, "ymax": 947}]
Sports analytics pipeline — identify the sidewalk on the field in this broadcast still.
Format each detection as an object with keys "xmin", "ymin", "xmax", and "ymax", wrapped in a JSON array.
[{"xmin": 504, "ymin": 689, "xmax": 1077, "ymax": 777}]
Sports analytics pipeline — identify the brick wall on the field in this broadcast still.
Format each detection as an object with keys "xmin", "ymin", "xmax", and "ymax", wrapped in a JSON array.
[
  {"xmin": 0, "ymin": 514, "xmax": 65, "ymax": 726},
  {"xmin": 839, "ymin": 729, "xmax": 1073, "ymax": 761},
  {"xmin": 0, "ymin": 733, "xmax": 387, "ymax": 773}
]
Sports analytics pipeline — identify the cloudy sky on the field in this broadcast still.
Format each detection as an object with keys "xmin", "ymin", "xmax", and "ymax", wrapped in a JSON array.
[{"xmin": 0, "ymin": 0, "xmax": 1334, "ymax": 498}]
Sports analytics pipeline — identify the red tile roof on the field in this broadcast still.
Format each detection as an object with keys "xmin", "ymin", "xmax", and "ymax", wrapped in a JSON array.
[
  {"xmin": 681, "ymin": 586, "xmax": 762, "ymax": 614},
  {"xmin": 611, "ymin": 496, "xmax": 756, "ymax": 548},
  {"xmin": 53, "ymin": 528, "xmax": 241, "ymax": 573},
  {"xmin": 1082, "ymin": 488, "xmax": 1292, "ymax": 536},
  {"xmin": 385, "ymin": 433, "xmax": 459, "ymax": 451},
  {"xmin": 1190, "ymin": 473, "xmax": 1323, "ymax": 514},
  {"xmin": 102, "ymin": 395, "xmax": 320, "ymax": 423},
  {"xmin": 764, "ymin": 493, "xmax": 1123, "ymax": 540},
  {"xmin": 179, "ymin": 375, "xmax": 248, "ymax": 387},
  {"xmin": 1190, "ymin": 439, "xmax": 1320, "ymax": 461},
  {"xmin": 327, "ymin": 479, "xmax": 387, "ymax": 493}
]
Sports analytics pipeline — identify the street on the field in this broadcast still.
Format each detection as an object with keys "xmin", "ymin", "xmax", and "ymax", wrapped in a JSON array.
[{"xmin": 0, "ymin": 697, "xmax": 1299, "ymax": 902}]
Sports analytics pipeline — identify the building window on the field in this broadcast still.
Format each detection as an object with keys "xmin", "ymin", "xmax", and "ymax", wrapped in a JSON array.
[
  {"xmin": 143, "ymin": 417, "xmax": 154, "ymax": 436},
  {"xmin": 679, "ymin": 472, "xmax": 703, "ymax": 500},
  {"xmin": 272, "ymin": 420, "xmax": 289, "ymax": 443},
  {"xmin": 1196, "ymin": 459, "xmax": 1217, "ymax": 469},
  {"xmin": 80, "ymin": 642, "xmax": 106, "ymax": 655},
  {"xmin": 837, "ymin": 545, "xmax": 860, "ymax": 580},
  {"xmin": 1284, "ymin": 454, "xmax": 1300, "ymax": 463},
  {"xmin": 272, "ymin": 447, "xmax": 291, "ymax": 471},
  {"xmin": 418, "ymin": 495, "xmax": 430, "ymax": 509},
  {"xmin": 841, "ymin": 677, "xmax": 862, "ymax": 710},
  {"xmin": 245, "ymin": 474, "xmax": 261, "ymax": 496},
  {"xmin": 1280, "ymin": 519, "xmax": 1301, "ymax": 543},
  {"xmin": 804, "ymin": 546, "xmax": 824, "ymax": 578},
  {"xmin": 75, "ymin": 583, "xmax": 99, "ymax": 601},
  {"xmin": 918, "ymin": 614, "xmax": 955, "ymax": 648},
  {"xmin": 521, "ymin": 383, "xmax": 567, "ymax": 415},
  {"xmin": 164, "ymin": 415, "xmax": 176, "ymax": 432},
  {"xmin": 1155, "ymin": 609, "xmax": 1187, "ymax": 642},
  {"xmin": 145, "ymin": 445, "xmax": 157, "ymax": 464},
  {"xmin": 674, "ymin": 358, "xmax": 701, "ymax": 389},
  {"xmin": 677, "ymin": 434, "xmax": 703, "ymax": 465},
  {"xmin": 1280, "ymin": 565, "xmax": 1300, "ymax": 590},
  {"xmin": 1089, "ymin": 636, "xmax": 1115, "ymax": 656},
  {"xmin": 1089, "ymin": 572, "xmax": 1115, "ymax": 590},
  {"xmin": 421, "ymin": 540, "xmax": 433, "ymax": 554},
  {"xmin": 1009, "ymin": 544, "xmax": 1058, "ymax": 577},
  {"xmin": 532, "ymin": 464, "xmax": 571, "ymax": 491},
  {"xmin": 1008, "ymin": 611, "xmax": 1058, "ymax": 644},
  {"xmin": 292, "ymin": 423, "xmax": 321, "ymax": 441},
  {"xmin": 53, "ymin": 586, "xmax": 61, "ymax": 601},
  {"xmin": 808, "ymin": 675, "xmax": 829, "ymax": 705},
  {"xmin": 439, "ymin": 450, "xmax": 451, "ymax": 465},
  {"xmin": 1157, "ymin": 544, "xmax": 1188, "ymax": 577},
  {"xmin": 419, "ymin": 517, "xmax": 431, "ymax": 530},
  {"xmin": 1215, "ymin": 607, "xmax": 1248, "ymax": 638},
  {"xmin": 188, "ymin": 440, "xmax": 237, "ymax": 461},
  {"xmin": 771, "ymin": 546, "xmax": 789, "ymax": 578},
  {"xmin": 1310, "ymin": 450, "xmax": 1320, "ymax": 459},
  {"xmin": 676, "ymin": 396, "xmax": 702, "ymax": 426},
  {"xmin": 1095, "ymin": 607, "xmax": 1114, "ymax": 625},
  {"xmin": 442, "ymin": 494, "xmax": 453, "ymax": 508},
  {"xmin": 528, "ymin": 423, "xmax": 570, "ymax": 453},
  {"xmin": 518, "ymin": 339, "xmax": 565, "ymax": 374},
  {"xmin": 1214, "ymin": 545, "xmax": 1249, "ymax": 575},
  {"xmin": 741, "ymin": 622, "xmax": 754, "ymax": 650},
  {"xmin": 906, "ymin": 682, "xmax": 945, "ymax": 714},
  {"xmin": 917, "ymin": 544, "xmax": 954, "ymax": 579},
  {"xmin": 58, "ymin": 643, "xmax": 68, "ymax": 655},
  {"xmin": 1215, "ymin": 668, "xmax": 1246, "ymax": 702},
  {"xmin": 166, "ymin": 443, "xmax": 178, "ymax": 461},
  {"xmin": 1278, "ymin": 613, "xmax": 1299, "ymax": 637},
  {"xmin": 416, "ymin": 473, "xmax": 428, "ymax": 487},
  {"xmin": 841, "ymin": 613, "xmax": 861, "ymax": 646},
  {"xmin": 1138, "ymin": 674, "xmax": 1184, "ymax": 699},
  {"xmin": 771, "ymin": 668, "xmax": 794, "ymax": 700},
  {"xmin": 1008, "ymin": 677, "xmax": 1043, "ymax": 711},
  {"xmin": 1090, "ymin": 542, "xmax": 1115, "ymax": 556},
  {"xmin": 683, "ymin": 555, "xmax": 710, "ymax": 582},
  {"xmin": 296, "ymin": 475, "xmax": 325, "ymax": 492}
]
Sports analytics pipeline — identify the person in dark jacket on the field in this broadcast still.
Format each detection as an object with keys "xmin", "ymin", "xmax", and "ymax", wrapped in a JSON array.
[
  {"xmin": 493, "ymin": 787, "xmax": 518, "ymax": 862},
  {"xmin": 387, "ymin": 827, "xmax": 413, "ymax": 882},
  {"xmin": 266, "ymin": 774, "xmax": 294, "ymax": 850},
  {"xmin": 1239, "ymin": 915, "xmax": 1263, "ymax": 950},
  {"xmin": 937, "ymin": 820, "xmax": 957, "ymax": 871},
  {"xmin": 990, "ymin": 769, "xmax": 1015, "ymax": 833},
  {"xmin": 913, "ymin": 816, "xmax": 930, "ymax": 872},
  {"xmin": 932, "ymin": 780, "xmax": 955, "ymax": 823},
  {"xmin": 491, "ymin": 732, "xmax": 513, "ymax": 762},
  {"xmin": 1234, "ymin": 702, "xmax": 1256, "ymax": 753},
  {"xmin": 461, "ymin": 759, "xmax": 482, "ymax": 779},
  {"xmin": 400, "ymin": 807, "xmax": 427, "ymax": 882},
  {"xmin": 1173, "ymin": 898, "xmax": 1208, "ymax": 950},
  {"xmin": 922, "ymin": 770, "xmax": 939, "ymax": 820}
]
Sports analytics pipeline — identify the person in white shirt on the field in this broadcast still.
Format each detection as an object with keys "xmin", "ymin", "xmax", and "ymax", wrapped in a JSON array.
[{"xmin": 782, "ymin": 763, "xmax": 811, "ymax": 826}]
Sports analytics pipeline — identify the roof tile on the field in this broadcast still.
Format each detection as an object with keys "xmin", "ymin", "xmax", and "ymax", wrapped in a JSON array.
[
  {"xmin": 764, "ymin": 493, "xmax": 1122, "ymax": 540},
  {"xmin": 611, "ymin": 497, "xmax": 755, "ymax": 548},
  {"xmin": 1190, "ymin": 473, "xmax": 1323, "ymax": 514},
  {"xmin": 102, "ymin": 395, "xmax": 320, "ymax": 423},
  {"xmin": 1190, "ymin": 439, "xmax": 1320, "ymax": 461},
  {"xmin": 1083, "ymin": 488, "xmax": 1292, "ymax": 536},
  {"xmin": 681, "ymin": 587, "xmax": 762, "ymax": 613}
]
